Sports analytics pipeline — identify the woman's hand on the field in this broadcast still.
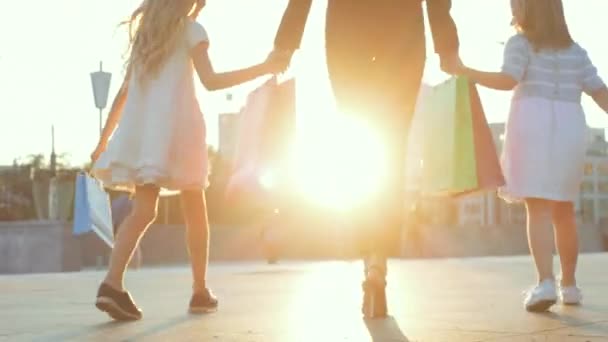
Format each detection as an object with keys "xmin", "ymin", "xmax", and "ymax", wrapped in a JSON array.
[
  {"xmin": 264, "ymin": 49, "xmax": 292, "ymax": 74},
  {"xmin": 440, "ymin": 52, "xmax": 463, "ymax": 75}
]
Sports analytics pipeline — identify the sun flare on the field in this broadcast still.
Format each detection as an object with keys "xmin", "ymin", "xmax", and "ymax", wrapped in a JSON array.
[{"xmin": 287, "ymin": 113, "xmax": 387, "ymax": 210}]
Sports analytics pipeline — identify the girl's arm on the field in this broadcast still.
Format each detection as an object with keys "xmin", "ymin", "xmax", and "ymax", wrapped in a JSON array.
[
  {"xmin": 191, "ymin": 42, "xmax": 279, "ymax": 91},
  {"xmin": 99, "ymin": 69, "xmax": 130, "ymax": 144},
  {"xmin": 91, "ymin": 68, "xmax": 130, "ymax": 162},
  {"xmin": 460, "ymin": 67, "xmax": 518, "ymax": 91},
  {"xmin": 461, "ymin": 35, "xmax": 527, "ymax": 91},
  {"xmin": 591, "ymin": 86, "xmax": 608, "ymax": 113}
]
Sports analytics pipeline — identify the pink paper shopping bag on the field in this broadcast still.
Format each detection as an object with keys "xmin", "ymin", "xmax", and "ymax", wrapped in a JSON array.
[{"xmin": 225, "ymin": 77, "xmax": 296, "ymax": 205}]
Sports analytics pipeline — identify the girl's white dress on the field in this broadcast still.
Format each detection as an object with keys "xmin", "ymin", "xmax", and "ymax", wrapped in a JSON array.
[
  {"xmin": 93, "ymin": 21, "xmax": 209, "ymax": 193},
  {"xmin": 499, "ymin": 34, "xmax": 605, "ymax": 202}
]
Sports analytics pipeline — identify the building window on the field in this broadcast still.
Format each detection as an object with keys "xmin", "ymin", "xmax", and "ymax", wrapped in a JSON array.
[
  {"xmin": 580, "ymin": 181, "xmax": 595, "ymax": 193},
  {"xmin": 599, "ymin": 200, "xmax": 608, "ymax": 219},
  {"xmin": 599, "ymin": 182, "xmax": 608, "ymax": 194},
  {"xmin": 582, "ymin": 199, "xmax": 595, "ymax": 224},
  {"xmin": 599, "ymin": 163, "xmax": 608, "ymax": 177},
  {"xmin": 584, "ymin": 163, "xmax": 594, "ymax": 176}
]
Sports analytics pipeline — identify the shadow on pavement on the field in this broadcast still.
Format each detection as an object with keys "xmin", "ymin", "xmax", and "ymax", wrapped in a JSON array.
[
  {"xmin": 32, "ymin": 320, "xmax": 129, "ymax": 342},
  {"xmin": 542, "ymin": 310, "xmax": 608, "ymax": 336},
  {"xmin": 35, "ymin": 315, "xmax": 195, "ymax": 342},
  {"xmin": 365, "ymin": 316, "xmax": 410, "ymax": 342},
  {"xmin": 121, "ymin": 315, "xmax": 197, "ymax": 341}
]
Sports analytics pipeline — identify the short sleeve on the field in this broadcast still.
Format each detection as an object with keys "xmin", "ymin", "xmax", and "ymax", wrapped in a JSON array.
[
  {"xmin": 580, "ymin": 47, "xmax": 606, "ymax": 95},
  {"xmin": 501, "ymin": 34, "xmax": 530, "ymax": 82},
  {"xmin": 187, "ymin": 21, "xmax": 209, "ymax": 49}
]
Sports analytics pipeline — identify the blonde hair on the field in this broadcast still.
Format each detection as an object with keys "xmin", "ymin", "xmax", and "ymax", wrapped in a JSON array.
[
  {"xmin": 123, "ymin": 0, "xmax": 200, "ymax": 85},
  {"xmin": 512, "ymin": 0, "xmax": 573, "ymax": 51}
]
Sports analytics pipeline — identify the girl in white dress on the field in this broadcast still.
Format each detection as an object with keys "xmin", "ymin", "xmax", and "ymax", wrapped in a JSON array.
[
  {"xmin": 460, "ymin": 0, "xmax": 608, "ymax": 312},
  {"xmin": 90, "ymin": 0, "xmax": 283, "ymax": 321}
]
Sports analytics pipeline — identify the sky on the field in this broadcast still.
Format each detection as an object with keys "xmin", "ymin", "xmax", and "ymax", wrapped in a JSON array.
[{"xmin": 1, "ymin": 0, "xmax": 608, "ymax": 166}]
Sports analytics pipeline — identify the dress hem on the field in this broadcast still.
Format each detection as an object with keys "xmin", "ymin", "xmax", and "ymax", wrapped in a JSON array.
[
  {"xmin": 92, "ymin": 166, "xmax": 209, "ymax": 195},
  {"xmin": 498, "ymin": 187, "xmax": 577, "ymax": 203}
]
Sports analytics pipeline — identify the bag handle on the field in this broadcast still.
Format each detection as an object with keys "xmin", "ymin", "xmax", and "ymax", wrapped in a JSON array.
[{"xmin": 79, "ymin": 169, "xmax": 107, "ymax": 192}]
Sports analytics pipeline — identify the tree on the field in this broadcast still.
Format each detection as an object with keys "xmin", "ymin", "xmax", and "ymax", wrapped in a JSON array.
[
  {"xmin": 0, "ymin": 164, "xmax": 35, "ymax": 220},
  {"xmin": 22, "ymin": 153, "xmax": 72, "ymax": 170},
  {"xmin": 25, "ymin": 154, "xmax": 46, "ymax": 169}
]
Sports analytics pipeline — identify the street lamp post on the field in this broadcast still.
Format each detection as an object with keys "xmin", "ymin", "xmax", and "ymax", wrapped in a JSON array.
[
  {"xmin": 90, "ymin": 61, "xmax": 112, "ymax": 137},
  {"xmin": 50, "ymin": 125, "xmax": 57, "ymax": 177}
]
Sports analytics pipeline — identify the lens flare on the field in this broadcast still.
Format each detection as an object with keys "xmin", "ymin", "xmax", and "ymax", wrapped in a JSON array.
[{"xmin": 290, "ymin": 114, "xmax": 386, "ymax": 211}]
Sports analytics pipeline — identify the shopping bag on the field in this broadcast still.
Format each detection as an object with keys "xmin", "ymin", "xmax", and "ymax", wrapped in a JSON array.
[
  {"xmin": 419, "ymin": 77, "xmax": 477, "ymax": 195},
  {"xmin": 454, "ymin": 81, "xmax": 505, "ymax": 197},
  {"xmin": 225, "ymin": 77, "xmax": 296, "ymax": 204},
  {"xmin": 72, "ymin": 172, "xmax": 114, "ymax": 248}
]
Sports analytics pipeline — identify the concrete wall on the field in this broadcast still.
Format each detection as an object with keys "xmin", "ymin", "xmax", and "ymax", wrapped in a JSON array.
[
  {"xmin": 2, "ymin": 221, "xmax": 607, "ymax": 274},
  {"xmin": 401, "ymin": 223, "xmax": 607, "ymax": 259},
  {"xmin": 0, "ymin": 221, "xmax": 81, "ymax": 274},
  {"xmin": 78, "ymin": 223, "xmax": 353, "ymax": 267}
]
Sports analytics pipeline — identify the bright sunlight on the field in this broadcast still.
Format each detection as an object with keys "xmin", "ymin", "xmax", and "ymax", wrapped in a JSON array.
[{"xmin": 287, "ymin": 113, "xmax": 387, "ymax": 211}]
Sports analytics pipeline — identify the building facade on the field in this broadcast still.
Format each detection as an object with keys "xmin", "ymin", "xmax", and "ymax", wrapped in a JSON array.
[{"xmin": 218, "ymin": 112, "xmax": 240, "ymax": 161}]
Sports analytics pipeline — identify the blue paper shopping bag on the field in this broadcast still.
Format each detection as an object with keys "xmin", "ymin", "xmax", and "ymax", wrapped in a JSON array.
[{"xmin": 72, "ymin": 173, "xmax": 114, "ymax": 248}]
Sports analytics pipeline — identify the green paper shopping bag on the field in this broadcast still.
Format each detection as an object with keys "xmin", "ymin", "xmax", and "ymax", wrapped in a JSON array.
[
  {"xmin": 419, "ymin": 77, "xmax": 478, "ymax": 194},
  {"xmin": 453, "ymin": 80, "xmax": 505, "ymax": 197}
]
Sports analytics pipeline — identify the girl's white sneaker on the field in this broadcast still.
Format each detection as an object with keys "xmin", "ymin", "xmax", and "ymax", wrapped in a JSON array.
[
  {"xmin": 524, "ymin": 279, "xmax": 557, "ymax": 312},
  {"xmin": 560, "ymin": 286, "xmax": 583, "ymax": 306}
]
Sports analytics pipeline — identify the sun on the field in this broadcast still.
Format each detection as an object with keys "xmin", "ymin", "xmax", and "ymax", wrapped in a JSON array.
[
  {"xmin": 254, "ymin": 56, "xmax": 388, "ymax": 211},
  {"xmin": 286, "ymin": 113, "xmax": 387, "ymax": 211}
]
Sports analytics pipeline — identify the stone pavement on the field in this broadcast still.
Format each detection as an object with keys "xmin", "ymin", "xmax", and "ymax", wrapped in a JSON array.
[{"xmin": 1, "ymin": 254, "xmax": 608, "ymax": 342}]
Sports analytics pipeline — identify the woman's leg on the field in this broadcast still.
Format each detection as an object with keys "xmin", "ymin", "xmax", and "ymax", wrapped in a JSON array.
[
  {"xmin": 325, "ymin": 4, "xmax": 426, "ymax": 318},
  {"xmin": 552, "ymin": 201, "xmax": 579, "ymax": 287},
  {"xmin": 104, "ymin": 185, "xmax": 159, "ymax": 290},
  {"xmin": 525, "ymin": 198, "xmax": 555, "ymax": 283}
]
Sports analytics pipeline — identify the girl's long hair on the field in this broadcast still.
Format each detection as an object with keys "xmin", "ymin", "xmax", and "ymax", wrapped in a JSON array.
[
  {"xmin": 512, "ymin": 0, "xmax": 573, "ymax": 51},
  {"xmin": 123, "ymin": 0, "xmax": 199, "ymax": 85}
]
